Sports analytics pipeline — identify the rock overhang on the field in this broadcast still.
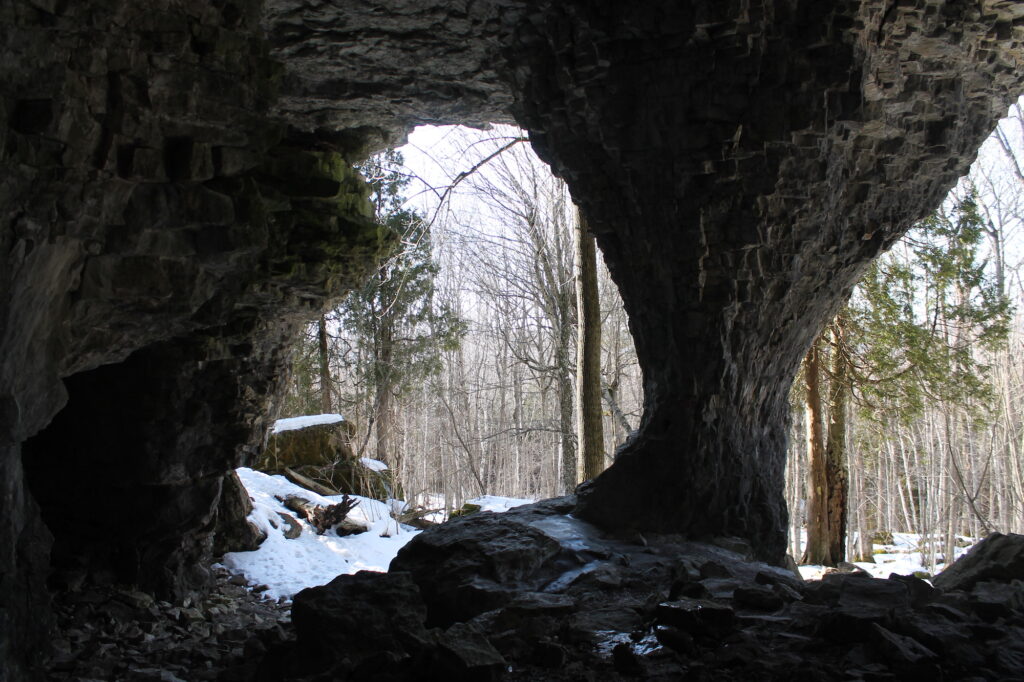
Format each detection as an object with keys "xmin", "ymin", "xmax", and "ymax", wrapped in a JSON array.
[{"xmin": 2, "ymin": 1, "xmax": 1024, "ymax": 679}]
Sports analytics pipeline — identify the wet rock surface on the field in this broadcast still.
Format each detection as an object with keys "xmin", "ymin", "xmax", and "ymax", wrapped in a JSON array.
[{"xmin": 269, "ymin": 512, "xmax": 1024, "ymax": 681}]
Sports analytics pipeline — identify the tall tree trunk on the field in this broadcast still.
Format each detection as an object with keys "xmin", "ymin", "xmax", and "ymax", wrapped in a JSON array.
[
  {"xmin": 824, "ymin": 317, "xmax": 850, "ymax": 564},
  {"xmin": 318, "ymin": 315, "xmax": 333, "ymax": 414},
  {"xmin": 576, "ymin": 209, "xmax": 605, "ymax": 480},
  {"xmin": 802, "ymin": 337, "xmax": 830, "ymax": 565},
  {"xmin": 558, "ymin": 333, "xmax": 577, "ymax": 493},
  {"xmin": 375, "ymin": 317, "xmax": 398, "ymax": 485}
]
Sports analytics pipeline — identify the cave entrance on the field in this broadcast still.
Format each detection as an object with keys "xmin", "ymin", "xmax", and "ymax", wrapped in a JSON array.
[
  {"xmin": 22, "ymin": 341, "xmax": 240, "ymax": 597},
  {"xmin": 271, "ymin": 123, "xmax": 643, "ymax": 518}
]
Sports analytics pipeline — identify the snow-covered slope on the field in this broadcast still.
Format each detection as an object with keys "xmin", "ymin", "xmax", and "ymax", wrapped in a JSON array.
[
  {"xmin": 221, "ymin": 468, "xmax": 536, "ymax": 600},
  {"xmin": 221, "ymin": 468, "xmax": 414, "ymax": 600}
]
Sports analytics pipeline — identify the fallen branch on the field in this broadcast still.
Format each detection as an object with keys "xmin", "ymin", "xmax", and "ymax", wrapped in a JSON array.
[
  {"xmin": 282, "ymin": 467, "xmax": 340, "ymax": 497},
  {"xmin": 277, "ymin": 494, "xmax": 367, "ymax": 536},
  {"xmin": 396, "ymin": 507, "xmax": 442, "ymax": 530}
]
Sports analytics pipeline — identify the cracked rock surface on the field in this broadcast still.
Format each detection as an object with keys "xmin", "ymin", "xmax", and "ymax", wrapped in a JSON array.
[{"xmin": 274, "ymin": 517, "xmax": 1024, "ymax": 681}]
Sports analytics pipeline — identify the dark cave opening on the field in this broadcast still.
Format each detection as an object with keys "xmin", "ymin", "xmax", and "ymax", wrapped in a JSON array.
[{"xmin": 21, "ymin": 343, "xmax": 243, "ymax": 598}]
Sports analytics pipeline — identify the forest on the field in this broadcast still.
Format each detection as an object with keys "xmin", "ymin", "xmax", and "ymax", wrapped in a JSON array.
[{"xmin": 276, "ymin": 103, "xmax": 1024, "ymax": 571}]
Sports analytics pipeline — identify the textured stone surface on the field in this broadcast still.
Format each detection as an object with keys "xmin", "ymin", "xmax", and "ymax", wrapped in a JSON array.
[
  {"xmin": 3, "ymin": 0, "xmax": 1024, "ymax": 679},
  {"xmin": 0, "ymin": 2, "xmax": 388, "ymax": 679},
  {"xmin": 214, "ymin": 470, "xmax": 267, "ymax": 556},
  {"xmin": 261, "ymin": 0, "xmax": 519, "ymax": 143},
  {"xmin": 511, "ymin": 1, "xmax": 1024, "ymax": 561},
  {"xmin": 273, "ymin": 513, "xmax": 1024, "ymax": 681},
  {"xmin": 933, "ymin": 532, "xmax": 1024, "ymax": 592}
]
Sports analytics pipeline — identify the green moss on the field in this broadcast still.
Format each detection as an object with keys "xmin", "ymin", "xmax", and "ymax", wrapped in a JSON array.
[
  {"xmin": 450, "ymin": 503, "xmax": 482, "ymax": 518},
  {"xmin": 249, "ymin": 138, "xmax": 401, "ymax": 296}
]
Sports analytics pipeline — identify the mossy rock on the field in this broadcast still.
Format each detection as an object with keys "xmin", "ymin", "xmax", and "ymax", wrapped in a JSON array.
[
  {"xmin": 258, "ymin": 420, "xmax": 402, "ymax": 500},
  {"xmin": 317, "ymin": 458, "xmax": 400, "ymax": 501},
  {"xmin": 449, "ymin": 503, "xmax": 482, "ymax": 518},
  {"xmin": 871, "ymin": 530, "xmax": 895, "ymax": 545},
  {"xmin": 259, "ymin": 421, "xmax": 348, "ymax": 471}
]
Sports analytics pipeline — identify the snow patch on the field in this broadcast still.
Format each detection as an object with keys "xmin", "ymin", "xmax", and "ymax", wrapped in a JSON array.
[
  {"xmin": 222, "ymin": 468, "xmax": 414, "ymax": 600},
  {"xmin": 798, "ymin": 531, "xmax": 978, "ymax": 581},
  {"xmin": 468, "ymin": 494, "xmax": 533, "ymax": 513},
  {"xmin": 271, "ymin": 413, "xmax": 345, "ymax": 434},
  {"xmin": 222, "ymin": 472, "xmax": 545, "ymax": 600},
  {"xmin": 359, "ymin": 457, "xmax": 388, "ymax": 472}
]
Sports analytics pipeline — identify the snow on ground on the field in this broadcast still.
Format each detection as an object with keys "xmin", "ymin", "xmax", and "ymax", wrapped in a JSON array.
[
  {"xmin": 467, "ymin": 494, "xmax": 534, "ymax": 513},
  {"xmin": 222, "ymin": 468, "xmax": 535, "ymax": 600},
  {"xmin": 222, "ymin": 468, "xmax": 412, "ymax": 600},
  {"xmin": 271, "ymin": 413, "xmax": 345, "ymax": 434},
  {"xmin": 225, "ymin": 467, "xmax": 978, "ymax": 598},
  {"xmin": 798, "ymin": 531, "xmax": 977, "ymax": 581}
]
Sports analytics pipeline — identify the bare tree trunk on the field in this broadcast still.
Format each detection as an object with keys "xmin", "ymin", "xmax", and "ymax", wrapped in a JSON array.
[
  {"xmin": 802, "ymin": 338, "xmax": 831, "ymax": 565},
  {"xmin": 575, "ymin": 209, "xmax": 605, "ymax": 481},
  {"xmin": 602, "ymin": 381, "xmax": 632, "ymax": 442},
  {"xmin": 824, "ymin": 318, "xmax": 850, "ymax": 563},
  {"xmin": 318, "ymin": 315, "xmax": 333, "ymax": 414},
  {"xmin": 558, "ymin": 336, "xmax": 577, "ymax": 493},
  {"xmin": 374, "ymin": 318, "xmax": 399, "ymax": 493}
]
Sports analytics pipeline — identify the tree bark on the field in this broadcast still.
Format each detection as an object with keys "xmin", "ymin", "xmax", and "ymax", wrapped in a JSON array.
[
  {"xmin": 802, "ymin": 337, "xmax": 830, "ymax": 565},
  {"xmin": 318, "ymin": 315, "xmax": 333, "ymax": 414},
  {"xmin": 375, "ymin": 315, "xmax": 398, "ymax": 482},
  {"xmin": 576, "ymin": 209, "xmax": 605, "ymax": 480},
  {"xmin": 558, "ymin": 334, "xmax": 577, "ymax": 493},
  {"xmin": 824, "ymin": 317, "xmax": 850, "ymax": 564}
]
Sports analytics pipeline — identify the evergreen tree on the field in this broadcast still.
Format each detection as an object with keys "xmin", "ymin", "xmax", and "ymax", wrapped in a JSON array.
[
  {"xmin": 338, "ymin": 150, "xmax": 464, "ymax": 483},
  {"xmin": 850, "ymin": 190, "xmax": 1011, "ymax": 417},
  {"xmin": 799, "ymin": 190, "xmax": 1012, "ymax": 565}
]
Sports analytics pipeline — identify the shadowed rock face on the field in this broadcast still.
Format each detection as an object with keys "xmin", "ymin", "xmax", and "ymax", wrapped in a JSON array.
[
  {"xmin": 2, "ymin": 0, "xmax": 1023, "ymax": 679},
  {"xmin": 505, "ymin": 2, "xmax": 1024, "ymax": 560}
]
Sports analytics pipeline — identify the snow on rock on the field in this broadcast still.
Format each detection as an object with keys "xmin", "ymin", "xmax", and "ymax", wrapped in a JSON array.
[
  {"xmin": 222, "ymin": 468, "xmax": 416, "ymax": 600},
  {"xmin": 271, "ymin": 413, "xmax": 345, "ymax": 434},
  {"xmin": 359, "ymin": 457, "xmax": 388, "ymax": 472}
]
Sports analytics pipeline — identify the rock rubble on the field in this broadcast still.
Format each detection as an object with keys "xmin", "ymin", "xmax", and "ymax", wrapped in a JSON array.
[
  {"xmin": 47, "ymin": 566, "xmax": 291, "ymax": 682},
  {"xmin": 270, "ymin": 511, "xmax": 1024, "ymax": 681}
]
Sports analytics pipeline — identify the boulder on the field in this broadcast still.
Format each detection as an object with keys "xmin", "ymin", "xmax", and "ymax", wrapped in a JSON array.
[
  {"xmin": 390, "ymin": 502, "xmax": 567, "ymax": 626},
  {"xmin": 259, "ymin": 418, "xmax": 351, "ymax": 471},
  {"xmin": 213, "ymin": 471, "xmax": 266, "ymax": 556},
  {"xmin": 258, "ymin": 418, "xmax": 396, "ymax": 500},
  {"xmin": 933, "ymin": 533, "xmax": 1024, "ymax": 592},
  {"xmin": 291, "ymin": 571, "xmax": 434, "ymax": 674}
]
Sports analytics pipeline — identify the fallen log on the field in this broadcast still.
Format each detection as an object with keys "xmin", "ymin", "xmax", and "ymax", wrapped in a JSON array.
[
  {"xmin": 396, "ymin": 508, "xmax": 442, "ymax": 530},
  {"xmin": 278, "ymin": 494, "xmax": 367, "ymax": 536},
  {"xmin": 283, "ymin": 467, "xmax": 340, "ymax": 497}
]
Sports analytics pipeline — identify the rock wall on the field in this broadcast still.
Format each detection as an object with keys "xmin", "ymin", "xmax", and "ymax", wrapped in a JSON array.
[
  {"xmin": 2, "ymin": 0, "xmax": 1024, "ymax": 679},
  {"xmin": 0, "ymin": 1, "xmax": 391, "ymax": 679}
]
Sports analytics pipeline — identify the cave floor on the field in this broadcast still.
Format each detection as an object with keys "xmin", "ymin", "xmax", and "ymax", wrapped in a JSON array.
[
  {"xmin": 45, "ymin": 565, "xmax": 292, "ymax": 682},
  {"xmin": 40, "ymin": 507, "xmax": 1024, "ymax": 681},
  {"xmin": 277, "ymin": 503, "xmax": 1024, "ymax": 681}
]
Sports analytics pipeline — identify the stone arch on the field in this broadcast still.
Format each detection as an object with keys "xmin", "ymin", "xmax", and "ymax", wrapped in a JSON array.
[{"xmin": 3, "ymin": 1, "xmax": 1024, "ymax": 678}]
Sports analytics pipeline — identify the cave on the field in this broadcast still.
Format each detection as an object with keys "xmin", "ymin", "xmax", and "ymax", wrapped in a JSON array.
[{"xmin": 3, "ymin": 0, "xmax": 1024, "ymax": 680}]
